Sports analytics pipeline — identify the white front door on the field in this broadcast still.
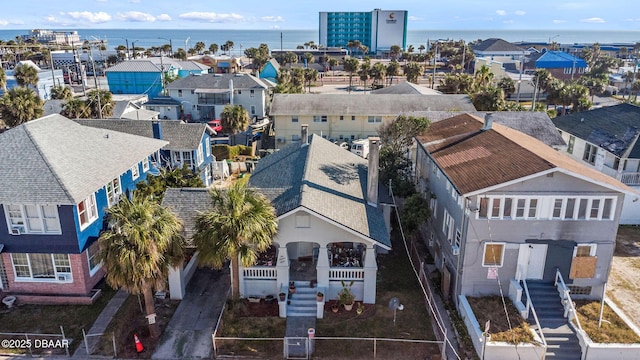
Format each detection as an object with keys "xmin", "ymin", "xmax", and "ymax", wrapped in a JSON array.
[{"xmin": 526, "ymin": 244, "xmax": 547, "ymax": 280}]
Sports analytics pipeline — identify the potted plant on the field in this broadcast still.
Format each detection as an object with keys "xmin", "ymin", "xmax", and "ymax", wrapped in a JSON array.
[
  {"xmin": 331, "ymin": 301, "xmax": 339, "ymax": 313},
  {"xmin": 317, "ymin": 291, "xmax": 324, "ymax": 302},
  {"xmin": 289, "ymin": 281, "xmax": 296, "ymax": 294},
  {"xmin": 279, "ymin": 292, "xmax": 286, "ymax": 301},
  {"xmin": 356, "ymin": 302, "xmax": 365, "ymax": 315},
  {"xmin": 338, "ymin": 280, "xmax": 355, "ymax": 311}
]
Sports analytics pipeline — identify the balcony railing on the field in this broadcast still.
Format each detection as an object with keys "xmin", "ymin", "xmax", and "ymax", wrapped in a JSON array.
[
  {"xmin": 242, "ymin": 266, "xmax": 277, "ymax": 279},
  {"xmin": 329, "ymin": 268, "xmax": 364, "ymax": 280},
  {"xmin": 620, "ymin": 172, "xmax": 640, "ymax": 186}
]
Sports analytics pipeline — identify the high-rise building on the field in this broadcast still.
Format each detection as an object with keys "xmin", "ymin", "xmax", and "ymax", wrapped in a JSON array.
[{"xmin": 319, "ymin": 9, "xmax": 408, "ymax": 55}]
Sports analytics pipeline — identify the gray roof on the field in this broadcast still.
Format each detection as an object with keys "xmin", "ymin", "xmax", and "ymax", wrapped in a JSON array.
[
  {"xmin": 106, "ymin": 60, "xmax": 162, "ymax": 73},
  {"xmin": 121, "ymin": 108, "xmax": 159, "ymax": 120},
  {"xmin": 74, "ymin": 119, "xmax": 212, "ymax": 150},
  {"xmin": 270, "ymin": 94, "xmax": 476, "ymax": 116},
  {"xmin": 175, "ymin": 60, "xmax": 210, "ymax": 71},
  {"xmin": 42, "ymin": 99, "xmax": 65, "ymax": 116},
  {"xmin": 553, "ymin": 103, "xmax": 640, "ymax": 158},
  {"xmin": 248, "ymin": 135, "xmax": 391, "ymax": 248},
  {"xmin": 145, "ymin": 96, "xmax": 182, "ymax": 106},
  {"xmin": 162, "ymin": 188, "xmax": 212, "ymax": 242},
  {"xmin": 371, "ymin": 81, "xmax": 441, "ymax": 95},
  {"xmin": 166, "ymin": 73, "xmax": 269, "ymax": 91},
  {"xmin": 413, "ymin": 111, "xmax": 566, "ymax": 148},
  {"xmin": 112, "ymin": 100, "xmax": 138, "ymax": 118},
  {"xmin": 472, "ymin": 38, "xmax": 526, "ymax": 53},
  {"xmin": 0, "ymin": 114, "xmax": 167, "ymax": 204}
]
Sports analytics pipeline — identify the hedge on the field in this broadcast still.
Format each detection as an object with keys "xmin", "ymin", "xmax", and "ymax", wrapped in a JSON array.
[{"xmin": 212, "ymin": 144, "xmax": 252, "ymax": 159}]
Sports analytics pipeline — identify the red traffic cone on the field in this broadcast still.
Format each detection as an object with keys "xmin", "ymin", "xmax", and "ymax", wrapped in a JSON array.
[{"xmin": 134, "ymin": 333, "xmax": 144, "ymax": 353}]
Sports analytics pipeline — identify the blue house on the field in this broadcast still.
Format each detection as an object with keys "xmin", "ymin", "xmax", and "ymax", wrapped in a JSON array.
[
  {"xmin": 259, "ymin": 58, "xmax": 280, "ymax": 83},
  {"xmin": 0, "ymin": 115, "xmax": 167, "ymax": 304},
  {"xmin": 3, "ymin": 61, "xmax": 65, "ymax": 101},
  {"xmin": 75, "ymin": 120, "xmax": 215, "ymax": 186},
  {"xmin": 527, "ymin": 50, "xmax": 588, "ymax": 81}
]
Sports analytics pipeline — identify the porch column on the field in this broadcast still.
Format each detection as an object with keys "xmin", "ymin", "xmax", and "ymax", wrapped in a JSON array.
[
  {"xmin": 276, "ymin": 244, "xmax": 290, "ymax": 290},
  {"xmin": 363, "ymin": 245, "xmax": 377, "ymax": 304},
  {"xmin": 168, "ymin": 264, "xmax": 185, "ymax": 300},
  {"xmin": 316, "ymin": 246, "xmax": 330, "ymax": 288},
  {"xmin": 238, "ymin": 261, "xmax": 246, "ymax": 298}
]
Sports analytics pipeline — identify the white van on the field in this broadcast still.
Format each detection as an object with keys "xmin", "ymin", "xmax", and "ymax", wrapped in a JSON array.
[{"xmin": 350, "ymin": 139, "xmax": 369, "ymax": 159}]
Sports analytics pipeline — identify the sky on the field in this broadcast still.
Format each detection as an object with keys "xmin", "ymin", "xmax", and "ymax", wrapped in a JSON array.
[{"xmin": 1, "ymin": 0, "xmax": 638, "ymax": 30}]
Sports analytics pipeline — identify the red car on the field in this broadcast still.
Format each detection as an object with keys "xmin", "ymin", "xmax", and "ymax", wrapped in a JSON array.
[{"xmin": 207, "ymin": 119, "xmax": 222, "ymax": 133}]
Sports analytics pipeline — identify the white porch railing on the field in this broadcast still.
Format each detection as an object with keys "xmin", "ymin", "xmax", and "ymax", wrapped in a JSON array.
[
  {"xmin": 620, "ymin": 172, "xmax": 640, "ymax": 186},
  {"xmin": 522, "ymin": 279, "xmax": 547, "ymax": 347},
  {"xmin": 243, "ymin": 266, "xmax": 277, "ymax": 279},
  {"xmin": 554, "ymin": 268, "xmax": 583, "ymax": 331},
  {"xmin": 329, "ymin": 268, "xmax": 364, "ymax": 280}
]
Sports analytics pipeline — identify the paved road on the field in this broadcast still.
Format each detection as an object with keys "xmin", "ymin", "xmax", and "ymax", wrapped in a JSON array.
[{"xmin": 152, "ymin": 267, "xmax": 230, "ymax": 360}]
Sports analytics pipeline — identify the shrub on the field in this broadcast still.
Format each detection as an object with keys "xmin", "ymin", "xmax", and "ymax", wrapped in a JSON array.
[{"xmin": 212, "ymin": 144, "xmax": 231, "ymax": 159}]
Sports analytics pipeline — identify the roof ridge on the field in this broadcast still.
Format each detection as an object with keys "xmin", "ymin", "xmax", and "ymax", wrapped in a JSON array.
[{"xmin": 22, "ymin": 121, "xmax": 75, "ymax": 204}]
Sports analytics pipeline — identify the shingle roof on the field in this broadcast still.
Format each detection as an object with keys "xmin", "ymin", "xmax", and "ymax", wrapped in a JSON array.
[
  {"xmin": 0, "ymin": 115, "xmax": 167, "ymax": 204},
  {"xmin": 248, "ymin": 135, "xmax": 391, "ymax": 248},
  {"xmin": 417, "ymin": 113, "xmax": 635, "ymax": 195},
  {"xmin": 371, "ymin": 81, "xmax": 441, "ymax": 95},
  {"xmin": 472, "ymin": 38, "xmax": 526, "ymax": 53},
  {"xmin": 112, "ymin": 100, "xmax": 138, "ymax": 118},
  {"xmin": 553, "ymin": 103, "xmax": 640, "ymax": 158},
  {"xmin": 166, "ymin": 73, "xmax": 269, "ymax": 91},
  {"xmin": 74, "ymin": 119, "xmax": 211, "ymax": 150},
  {"xmin": 162, "ymin": 188, "xmax": 212, "ymax": 242},
  {"xmin": 106, "ymin": 60, "xmax": 162, "ymax": 72},
  {"xmin": 411, "ymin": 111, "xmax": 565, "ymax": 148},
  {"xmin": 270, "ymin": 94, "xmax": 476, "ymax": 115},
  {"xmin": 536, "ymin": 51, "xmax": 587, "ymax": 69},
  {"xmin": 144, "ymin": 96, "xmax": 181, "ymax": 106}
]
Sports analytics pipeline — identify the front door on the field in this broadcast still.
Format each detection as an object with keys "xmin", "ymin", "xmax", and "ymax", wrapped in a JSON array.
[{"xmin": 526, "ymin": 244, "xmax": 547, "ymax": 280}]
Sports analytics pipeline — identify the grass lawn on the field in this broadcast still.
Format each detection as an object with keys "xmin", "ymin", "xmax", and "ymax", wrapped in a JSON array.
[
  {"xmin": 575, "ymin": 301, "xmax": 640, "ymax": 344},
  {"xmin": 467, "ymin": 296, "xmax": 534, "ymax": 344},
  {"xmin": 0, "ymin": 281, "xmax": 116, "ymax": 356}
]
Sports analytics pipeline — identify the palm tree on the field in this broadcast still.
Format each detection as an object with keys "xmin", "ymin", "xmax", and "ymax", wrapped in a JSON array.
[
  {"xmin": 358, "ymin": 59, "xmax": 371, "ymax": 89},
  {"xmin": 14, "ymin": 63, "xmax": 39, "ymax": 88},
  {"xmin": 194, "ymin": 41, "xmax": 206, "ymax": 54},
  {"xmin": 0, "ymin": 67, "xmax": 6, "ymax": 91},
  {"xmin": 62, "ymin": 98, "xmax": 91, "ymax": 119},
  {"xmin": 497, "ymin": 77, "xmax": 516, "ymax": 98},
  {"xmin": 0, "ymin": 87, "xmax": 43, "ymax": 127},
  {"xmin": 473, "ymin": 65, "xmax": 494, "ymax": 91},
  {"xmin": 471, "ymin": 86, "xmax": 505, "ymax": 111},
  {"xmin": 224, "ymin": 40, "xmax": 235, "ymax": 55},
  {"xmin": 389, "ymin": 45, "xmax": 402, "ymax": 60},
  {"xmin": 87, "ymin": 89, "xmax": 114, "ymax": 118},
  {"xmin": 346, "ymin": 40, "xmax": 361, "ymax": 57},
  {"xmin": 303, "ymin": 68, "xmax": 318, "ymax": 93},
  {"xmin": 386, "ymin": 60, "xmax": 400, "ymax": 86},
  {"xmin": 193, "ymin": 182, "xmax": 277, "ymax": 297},
  {"xmin": 404, "ymin": 62, "xmax": 424, "ymax": 84},
  {"xmin": 418, "ymin": 44, "xmax": 426, "ymax": 54},
  {"xmin": 50, "ymin": 85, "xmax": 73, "ymax": 100},
  {"xmin": 369, "ymin": 62, "xmax": 386, "ymax": 88},
  {"xmin": 303, "ymin": 52, "xmax": 314, "ymax": 66},
  {"xmin": 220, "ymin": 104, "xmax": 250, "ymax": 135},
  {"xmin": 98, "ymin": 194, "xmax": 185, "ymax": 338},
  {"xmin": 343, "ymin": 58, "xmax": 359, "ymax": 93},
  {"xmin": 209, "ymin": 43, "xmax": 218, "ymax": 55},
  {"xmin": 327, "ymin": 57, "xmax": 338, "ymax": 76}
]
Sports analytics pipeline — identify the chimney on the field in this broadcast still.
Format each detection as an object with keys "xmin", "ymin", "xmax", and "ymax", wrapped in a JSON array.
[
  {"xmin": 301, "ymin": 124, "xmax": 309, "ymax": 145},
  {"xmin": 482, "ymin": 112, "xmax": 493, "ymax": 131},
  {"xmin": 229, "ymin": 79, "xmax": 234, "ymax": 105},
  {"xmin": 152, "ymin": 121, "xmax": 163, "ymax": 140},
  {"xmin": 367, "ymin": 137, "xmax": 380, "ymax": 207}
]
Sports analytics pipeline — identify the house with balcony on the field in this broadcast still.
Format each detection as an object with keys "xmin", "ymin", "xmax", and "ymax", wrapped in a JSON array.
[
  {"xmin": 269, "ymin": 93, "xmax": 476, "ymax": 148},
  {"xmin": 75, "ymin": 119, "xmax": 215, "ymax": 186},
  {"xmin": 162, "ymin": 128, "xmax": 393, "ymax": 314},
  {"xmin": 415, "ymin": 112, "xmax": 635, "ymax": 358},
  {"xmin": 164, "ymin": 73, "xmax": 272, "ymax": 123},
  {"xmin": 0, "ymin": 114, "xmax": 167, "ymax": 304},
  {"xmin": 553, "ymin": 103, "xmax": 640, "ymax": 224}
]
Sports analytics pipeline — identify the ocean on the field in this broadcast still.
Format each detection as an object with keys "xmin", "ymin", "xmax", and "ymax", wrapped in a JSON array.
[{"xmin": 2, "ymin": 29, "xmax": 639, "ymax": 53}]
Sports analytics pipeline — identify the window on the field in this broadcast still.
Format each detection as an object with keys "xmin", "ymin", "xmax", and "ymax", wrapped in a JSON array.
[
  {"xmin": 455, "ymin": 229, "xmax": 461, "ymax": 248},
  {"xmin": 351, "ymin": 116, "xmax": 356, "ymax": 121},
  {"xmin": 515, "ymin": 199, "xmax": 526, "ymax": 218},
  {"xmin": 552, "ymin": 199, "xmax": 563, "ymax": 218},
  {"xmin": 483, "ymin": 243, "xmax": 505, "ymax": 267},
  {"xmin": 602, "ymin": 199, "xmax": 613, "ymax": 220},
  {"xmin": 590, "ymin": 199, "xmax": 601, "ymax": 219},
  {"xmin": 583, "ymin": 143, "xmax": 597, "ymax": 164},
  {"xmin": 250, "ymin": 89, "xmax": 255, "ymax": 97},
  {"xmin": 442, "ymin": 210, "xmax": 454, "ymax": 243},
  {"xmin": 567, "ymin": 135, "xmax": 575, "ymax": 154},
  {"xmin": 291, "ymin": 134, "xmax": 300, "ymax": 142},
  {"xmin": 340, "ymin": 115, "xmax": 344, "ymax": 121},
  {"xmin": 178, "ymin": 90, "xmax": 183, "ymax": 97},
  {"xmin": 577, "ymin": 199, "xmax": 588, "ymax": 219},
  {"xmin": 565, "ymin": 198, "xmax": 576, "ymax": 219},
  {"xmin": 197, "ymin": 143, "xmax": 204, "ymax": 165},
  {"xmin": 142, "ymin": 157, "xmax": 150, "ymax": 172},
  {"xmin": 131, "ymin": 164, "xmax": 140, "ymax": 180},
  {"xmin": 87, "ymin": 241, "xmax": 102, "ymax": 276},
  {"xmin": 430, "ymin": 198, "xmax": 437, "ymax": 218},
  {"xmin": 106, "ymin": 177, "xmax": 122, "ymax": 207},
  {"xmin": 528, "ymin": 199, "xmax": 538, "ymax": 218},
  {"xmin": 313, "ymin": 115, "xmax": 327, "ymax": 122},
  {"xmin": 78, "ymin": 194, "xmax": 98, "ymax": 228},
  {"xmin": 206, "ymin": 140, "xmax": 211, "ymax": 157},
  {"xmin": 479, "ymin": 198, "xmax": 488, "ymax": 218},
  {"xmin": 490, "ymin": 198, "xmax": 501, "ymax": 219},
  {"xmin": 574, "ymin": 244, "xmax": 596, "ymax": 257},
  {"xmin": 292, "ymin": 116, "xmax": 298, "ymax": 123},
  {"xmin": 503, "ymin": 198, "xmax": 512, "ymax": 218},
  {"xmin": 250, "ymin": 105, "xmax": 256, "ymax": 115},
  {"xmin": 11, "ymin": 253, "xmax": 72, "ymax": 281},
  {"xmin": 367, "ymin": 116, "xmax": 382, "ymax": 123},
  {"xmin": 4, "ymin": 204, "xmax": 61, "ymax": 234},
  {"xmin": 172, "ymin": 151, "xmax": 193, "ymax": 168}
]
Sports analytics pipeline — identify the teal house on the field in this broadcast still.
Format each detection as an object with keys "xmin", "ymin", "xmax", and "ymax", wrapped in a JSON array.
[{"xmin": 259, "ymin": 58, "xmax": 280, "ymax": 83}]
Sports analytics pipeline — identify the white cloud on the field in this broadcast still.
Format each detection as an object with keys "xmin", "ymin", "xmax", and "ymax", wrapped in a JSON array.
[
  {"xmin": 129, "ymin": 0, "xmax": 141, "ymax": 3},
  {"xmin": 118, "ymin": 11, "xmax": 156, "ymax": 22},
  {"xmin": 157, "ymin": 14, "xmax": 172, "ymax": 21},
  {"xmin": 552, "ymin": 19, "xmax": 567, "ymax": 24},
  {"xmin": 64, "ymin": 11, "xmax": 112, "ymax": 23},
  {"xmin": 178, "ymin": 12, "xmax": 244, "ymax": 23},
  {"xmin": 408, "ymin": 15, "xmax": 423, "ymax": 21},
  {"xmin": 624, "ymin": 18, "xmax": 640, "ymax": 22},
  {"xmin": 0, "ymin": 20, "xmax": 8, "ymax": 26},
  {"xmin": 95, "ymin": 0, "xmax": 107, "ymax": 2},
  {"xmin": 496, "ymin": 10, "xmax": 507, "ymax": 16},
  {"xmin": 514, "ymin": 11, "xmax": 526, "ymax": 16},
  {"xmin": 503, "ymin": 20, "xmax": 514, "ymax": 24},
  {"xmin": 261, "ymin": 16, "xmax": 284, "ymax": 22},
  {"xmin": 272, "ymin": 25, "xmax": 280, "ymax": 29},
  {"xmin": 581, "ymin": 17, "xmax": 605, "ymax": 23}
]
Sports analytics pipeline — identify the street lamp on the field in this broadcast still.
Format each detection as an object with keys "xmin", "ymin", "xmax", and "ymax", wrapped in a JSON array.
[
  {"xmin": 549, "ymin": 34, "xmax": 560, "ymax": 44},
  {"xmin": 158, "ymin": 37, "xmax": 173, "ymax": 57},
  {"xmin": 131, "ymin": 40, "xmax": 139, "ymax": 59}
]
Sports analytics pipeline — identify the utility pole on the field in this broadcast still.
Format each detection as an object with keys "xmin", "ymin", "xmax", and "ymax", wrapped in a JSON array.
[
  {"xmin": 431, "ymin": 41, "xmax": 438, "ymax": 89},
  {"xmin": 88, "ymin": 44, "xmax": 102, "ymax": 119},
  {"xmin": 571, "ymin": 49, "xmax": 577, "ymax": 81},
  {"xmin": 516, "ymin": 51, "xmax": 524, "ymax": 102}
]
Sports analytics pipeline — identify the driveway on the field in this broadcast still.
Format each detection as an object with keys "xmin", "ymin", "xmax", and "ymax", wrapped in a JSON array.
[{"xmin": 152, "ymin": 267, "xmax": 230, "ymax": 360}]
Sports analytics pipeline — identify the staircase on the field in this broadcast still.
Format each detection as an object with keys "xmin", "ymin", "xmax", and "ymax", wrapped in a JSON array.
[
  {"xmin": 526, "ymin": 281, "xmax": 582, "ymax": 360},
  {"xmin": 287, "ymin": 281, "xmax": 317, "ymax": 317}
]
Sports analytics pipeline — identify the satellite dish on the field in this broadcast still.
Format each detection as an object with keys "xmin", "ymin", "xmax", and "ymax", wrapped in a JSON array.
[{"xmin": 388, "ymin": 297, "xmax": 404, "ymax": 325}]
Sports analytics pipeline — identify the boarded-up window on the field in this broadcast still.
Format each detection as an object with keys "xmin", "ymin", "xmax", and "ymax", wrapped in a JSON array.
[
  {"xmin": 570, "ymin": 244, "xmax": 597, "ymax": 279},
  {"xmin": 479, "ymin": 198, "xmax": 488, "ymax": 218},
  {"xmin": 483, "ymin": 243, "xmax": 504, "ymax": 267}
]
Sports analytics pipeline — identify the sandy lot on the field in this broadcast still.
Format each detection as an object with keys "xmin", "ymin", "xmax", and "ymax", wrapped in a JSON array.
[{"xmin": 606, "ymin": 226, "xmax": 640, "ymax": 329}]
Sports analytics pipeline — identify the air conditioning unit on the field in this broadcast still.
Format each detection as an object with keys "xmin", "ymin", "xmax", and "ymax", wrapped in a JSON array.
[
  {"xmin": 58, "ymin": 274, "xmax": 71, "ymax": 282},
  {"xmin": 277, "ymin": 137, "xmax": 285, "ymax": 143},
  {"xmin": 452, "ymin": 245, "xmax": 460, "ymax": 256},
  {"xmin": 10, "ymin": 226, "xmax": 24, "ymax": 235}
]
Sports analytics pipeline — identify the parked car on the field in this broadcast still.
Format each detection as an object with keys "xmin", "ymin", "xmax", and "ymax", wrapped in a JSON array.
[{"xmin": 208, "ymin": 119, "xmax": 223, "ymax": 133}]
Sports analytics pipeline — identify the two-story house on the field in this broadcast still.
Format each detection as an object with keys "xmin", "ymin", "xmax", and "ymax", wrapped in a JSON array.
[
  {"xmin": 553, "ymin": 103, "xmax": 640, "ymax": 224},
  {"xmin": 269, "ymin": 93, "xmax": 476, "ymax": 148},
  {"xmin": 525, "ymin": 50, "xmax": 587, "ymax": 81},
  {"xmin": 163, "ymin": 73, "xmax": 272, "ymax": 123},
  {"xmin": 0, "ymin": 115, "xmax": 167, "ymax": 304},
  {"xmin": 415, "ymin": 113, "xmax": 633, "ymax": 303},
  {"xmin": 75, "ymin": 120, "xmax": 215, "ymax": 186}
]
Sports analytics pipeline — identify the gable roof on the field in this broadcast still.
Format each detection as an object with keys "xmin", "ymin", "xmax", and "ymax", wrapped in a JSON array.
[
  {"xmin": 535, "ymin": 51, "xmax": 587, "ymax": 69},
  {"xmin": 74, "ymin": 119, "xmax": 212, "ymax": 150},
  {"xmin": 270, "ymin": 94, "xmax": 476, "ymax": 115},
  {"xmin": 106, "ymin": 60, "xmax": 163, "ymax": 73},
  {"xmin": 472, "ymin": 38, "xmax": 526, "ymax": 53},
  {"xmin": 553, "ymin": 103, "xmax": 640, "ymax": 158},
  {"xmin": 165, "ymin": 73, "xmax": 270, "ymax": 91},
  {"xmin": 0, "ymin": 115, "xmax": 167, "ymax": 205},
  {"xmin": 162, "ymin": 188, "xmax": 212, "ymax": 241},
  {"xmin": 248, "ymin": 135, "xmax": 390, "ymax": 248},
  {"xmin": 417, "ymin": 113, "xmax": 635, "ymax": 196},
  {"xmin": 371, "ymin": 81, "xmax": 441, "ymax": 95}
]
